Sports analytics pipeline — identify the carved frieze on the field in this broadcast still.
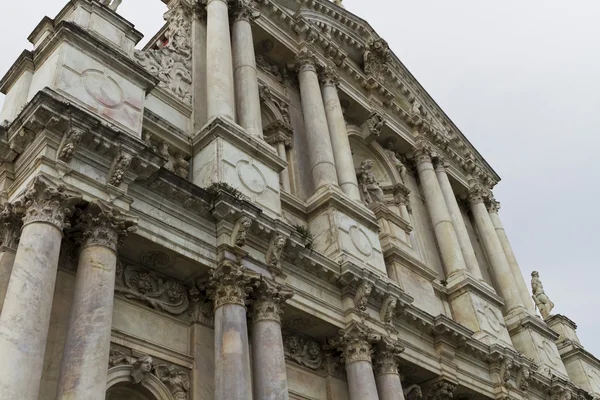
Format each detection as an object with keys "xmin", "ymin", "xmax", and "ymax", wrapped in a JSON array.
[
  {"xmin": 114, "ymin": 264, "xmax": 190, "ymax": 315},
  {"xmin": 134, "ymin": 0, "xmax": 192, "ymax": 104},
  {"xmin": 283, "ymin": 334, "xmax": 323, "ymax": 370}
]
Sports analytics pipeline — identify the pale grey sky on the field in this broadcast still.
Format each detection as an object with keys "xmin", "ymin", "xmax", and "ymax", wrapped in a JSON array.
[{"xmin": 0, "ymin": 0, "xmax": 598, "ymax": 356}]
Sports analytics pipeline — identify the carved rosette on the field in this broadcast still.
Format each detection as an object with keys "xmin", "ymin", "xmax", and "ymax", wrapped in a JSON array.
[
  {"xmin": 373, "ymin": 339, "xmax": 404, "ymax": 376},
  {"xmin": 294, "ymin": 48, "xmax": 319, "ymax": 74},
  {"xmin": 20, "ymin": 175, "xmax": 82, "ymax": 230},
  {"xmin": 425, "ymin": 381, "xmax": 457, "ymax": 400},
  {"xmin": 413, "ymin": 139, "xmax": 433, "ymax": 165},
  {"xmin": 334, "ymin": 321, "xmax": 380, "ymax": 365},
  {"xmin": 232, "ymin": 0, "xmax": 260, "ymax": 22},
  {"xmin": 252, "ymin": 277, "xmax": 294, "ymax": 323},
  {"xmin": 208, "ymin": 260, "xmax": 259, "ymax": 309},
  {"xmin": 77, "ymin": 201, "xmax": 137, "ymax": 253},
  {"xmin": 0, "ymin": 202, "xmax": 22, "ymax": 250}
]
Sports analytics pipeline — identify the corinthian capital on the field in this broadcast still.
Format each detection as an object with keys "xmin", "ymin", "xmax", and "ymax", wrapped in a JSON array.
[
  {"xmin": 20, "ymin": 175, "xmax": 82, "ymax": 230},
  {"xmin": 373, "ymin": 337, "xmax": 405, "ymax": 376},
  {"xmin": 319, "ymin": 66, "xmax": 339, "ymax": 87},
  {"xmin": 487, "ymin": 197, "xmax": 501, "ymax": 213},
  {"xmin": 294, "ymin": 48, "xmax": 319, "ymax": 73},
  {"xmin": 413, "ymin": 139, "xmax": 433, "ymax": 165},
  {"xmin": 0, "ymin": 203, "xmax": 23, "ymax": 250},
  {"xmin": 208, "ymin": 260, "xmax": 259, "ymax": 309},
  {"xmin": 77, "ymin": 201, "xmax": 137, "ymax": 253},
  {"xmin": 467, "ymin": 182, "xmax": 487, "ymax": 206},
  {"xmin": 232, "ymin": 0, "xmax": 260, "ymax": 22},
  {"xmin": 333, "ymin": 321, "xmax": 381, "ymax": 365},
  {"xmin": 252, "ymin": 277, "xmax": 294, "ymax": 323}
]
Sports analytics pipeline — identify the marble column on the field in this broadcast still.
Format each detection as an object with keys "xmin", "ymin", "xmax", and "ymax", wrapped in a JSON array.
[
  {"xmin": 434, "ymin": 158, "xmax": 483, "ymax": 280},
  {"xmin": 374, "ymin": 340, "xmax": 406, "ymax": 400},
  {"xmin": 0, "ymin": 203, "xmax": 21, "ymax": 313},
  {"xmin": 336, "ymin": 322, "xmax": 380, "ymax": 400},
  {"xmin": 210, "ymin": 260, "xmax": 258, "ymax": 400},
  {"xmin": 264, "ymin": 121, "xmax": 293, "ymax": 193},
  {"xmin": 320, "ymin": 67, "xmax": 361, "ymax": 201},
  {"xmin": 251, "ymin": 278, "xmax": 294, "ymax": 400},
  {"xmin": 295, "ymin": 49, "xmax": 339, "ymax": 192},
  {"xmin": 206, "ymin": 0, "xmax": 236, "ymax": 121},
  {"xmin": 468, "ymin": 184, "xmax": 523, "ymax": 313},
  {"xmin": 488, "ymin": 199, "xmax": 535, "ymax": 313},
  {"xmin": 232, "ymin": 1, "xmax": 262, "ymax": 137},
  {"xmin": 414, "ymin": 141, "xmax": 467, "ymax": 278},
  {"xmin": 56, "ymin": 201, "xmax": 136, "ymax": 400},
  {"xmin": 0, "ymin": 176, "xmax": 81, "ymax": 400}
]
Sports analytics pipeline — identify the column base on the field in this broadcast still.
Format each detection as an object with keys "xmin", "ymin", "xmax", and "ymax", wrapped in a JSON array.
[{"xmin": 192, "ymin": 117, "xmax": 285, "ymax": 217}]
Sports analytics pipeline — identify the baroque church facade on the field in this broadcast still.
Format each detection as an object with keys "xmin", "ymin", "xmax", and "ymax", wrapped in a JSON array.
[{"xmin": 0, "ymin": 0, "xmax": 597, "ymax": 399}]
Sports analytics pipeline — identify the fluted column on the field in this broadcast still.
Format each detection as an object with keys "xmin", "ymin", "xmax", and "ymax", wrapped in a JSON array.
[
  {"xmin": 295, "ymin": 49, "xmax": 339, "ymax": 193},
  {"xmin": 206, "ymin": 0, "xmax": 235, "ymax": 120},
  {"xmin": 251, "ymin": 278, "xmax": 293, "ymax": 400},
  {"xmin": 434, "ymin": 158, "xmax": 483, "ymax": 280},
  {"xmin": 374, "ymin": 339, "xmax": 406, "ymax": 400},
  {"xmin": 488, "ymin": 199, "xmax": 535, "ymax": 313},
  {"xmin": 0, "ymin": 176, "xmax": 81, "ymax": 400},
  {"xmin": 414, "ymin": 141, "xmax": 467, "ymax": 278},
  {"xmin": 0, "ymin": 203, "xmax": 21, "ymax": 313},
  {"xmin": 264, "ymin": 121, "xmax": 293, "ymax": 192},
  {"xmin": 232, "ymin": 1, "xmax": 262, "ymax": 137},
  {"xmin": 468, "ymin": 184, "xmax": 523, "ymax": 313},
  {"xmin": 56, "ymin": 201, "xmax": 137, "ymax": 400},
  {"xmin": 209, "ymin": 260, "xmax": 258, "ymax": 400},
  {"xmin": 320, "ymin": 67, "xmax": 361, "ymax": 200},
  {"xmin": 336, "ymin": 322, "xmax": 380, "ymax": 400}
]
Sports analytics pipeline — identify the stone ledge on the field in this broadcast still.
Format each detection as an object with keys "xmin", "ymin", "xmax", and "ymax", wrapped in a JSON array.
[
  {"xmin": 0, "ymin": 50, "xmax": 34, "ymax": 95},
  {"xmin": 383, "ymin": 242, "xmax": 438, "ymax": 282},
  {"xmin": 446, "ymin": 271, "xmax": 505, "ymax": 310}
]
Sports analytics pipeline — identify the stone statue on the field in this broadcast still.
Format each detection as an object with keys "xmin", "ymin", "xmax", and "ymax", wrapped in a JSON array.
[
  {"xmin": 232, "ymin": 216, "xmax": 252, "ymax": 247},
  {"xmin": 384, "ymin": 139, "xmax": 407, "ymax": 183},
  {"xmin": 404, "ymin": 384, "xmax": 423, "ymax": 400},
  {"xmin": 266, "ymin": 234, "xmax": 286, "ymax": 266},
  {"xmin": 356, "ymin": 159, "xmax": 385, "ymax": 206},
  {"xmin": 99, "ymin": 0, "xmax": 122, "ymax": 11},
  {"xmin": 155, "ymin": 364, "xmax": 190, "ymax": 400},
  {"xmin": 531, "ymin": 271, "xmax": 554, "ymax": 319},
  {"xmin": 131, "ymin": 355, "xmax": 154, "ymax": 384}
]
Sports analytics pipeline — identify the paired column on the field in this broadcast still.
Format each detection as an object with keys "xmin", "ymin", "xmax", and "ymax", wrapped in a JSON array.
[
  {"xmin": 205, "ymin": 0, "xmax": 236, "ymax": 121},
  {"xmin": 414, "ymin": 141, "xmax": 467, "ymax": 278},
  {"xmin": 209, "ymin": 260, "xmax": 258, "ymax": 400},
  {"xmin": 320, "ymin": 67, "xmax": 361, "ymax": 201},
  {"xmin": 336, "ymin": 322, "xmax": 380, "ymax": 400},
  {"xmin": 0, "ymin": 176, "xmax": 81, "ymax": 400},
  {"xmin": 56, "ymin": 201, "xmax": 136, "ymax": 400},
  {"xmin": 488, "ymin": 199, "xmax": 535, "ymax": 313},
  {"xmin": 232, "ymin": 1, "xmax": 262, "ymax": 137},
  {"xmin": 251, "ymin": 278, "xmax": 294, "ymax": 400},
  {"xmin": 0, "ymin": 203, "xmax": 21, "ymax": 313},
  {"xmin": 468, "ymin": 184, "xmax": 524, "ymax": 313},
  {"xmin": 295, "ymin": 49, "xmax": 339, "ymax": 193},
  {"xmin": 434, "ymin": 158, "xmax": 483, "ymax": 280},
  {"xmin": 374, "ymin": 340, "xmax": 406, "ymax": 400}
]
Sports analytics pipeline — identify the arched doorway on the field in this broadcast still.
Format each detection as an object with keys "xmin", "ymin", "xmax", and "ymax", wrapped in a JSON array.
[
  {"xmin": 106, "ymin": 385, "xmax": 156, "ymax": 400},
  {"xmin": 106, "ymin": 365, "xmax": 175, "ymax": 400}
]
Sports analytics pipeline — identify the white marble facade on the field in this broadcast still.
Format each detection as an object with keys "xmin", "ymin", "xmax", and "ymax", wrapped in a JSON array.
[{"xmin": 0, "ymin": 0, "xmax": 597, "ymax": 400}]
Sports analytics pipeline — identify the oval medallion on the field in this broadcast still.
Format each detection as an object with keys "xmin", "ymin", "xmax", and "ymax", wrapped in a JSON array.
[
  {"xmin": 82, "ymin": 69, "xmax": 124, "ymax": 108},
  {"xmin": 237, "ymin": 160, "xmax": 267, "ymax": 195},
  {"xmin": 349, "ymin": 225, "xmax": 372, "ymax": 257}
]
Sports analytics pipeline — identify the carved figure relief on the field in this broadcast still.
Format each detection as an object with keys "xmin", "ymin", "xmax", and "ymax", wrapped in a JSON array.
[
  {"xmin": 404, "ymin": 384, "xmax": 423, "ymax": 400},
  {"xmin": 58, "ymin": 126, "xmax": 85, "ymax": 162},
  {"xmin": 531, "ymin": 271, "xmax": 554, "ymax": 319},
  {"xmin": 425, "ymin": 381, "xmax": 456, "ymax": 400},
  {"xmin": 354, "ymin": 281, "xmax": 372, "ymax": 312},
  {"xmin": 256, "ymin": 55, "xmax": 283, "ymax": 83},
  {"xmin": 366, "ymin": 113, "xmax": 385, "ymax": 137},
  {"xmin": 516, "ymin": 366, "xmax": 532, "ymax": 392},
  {"xmin": 109, "ymin": 152, "xmax": 133, "ymax": 187},
  {"xmin": 363, "ymin": 38, "xmax": 391, "ymax": 81},
  {"xmin": 266, "ymin": 233, "xmax": 286, "ymax": 266},
  {"xmin": 384, "ymin": 139, "xmax": 407, "ymax": 183},
  {"xmin": 232, "ymin": 215, "xmax": 253, "ymax": 247},
  {"xmin": 155, "ymin": 364, "xmax": 190, "ymax": 400},
  {"xmin": 0, "ymin": 202, "xmax": 22, "ymax": 250},
  {"xmin": 99, "ymin": 0, "xmax": 123, "ymax": 11},
  {"xmin": 134, "ymin": 1, "xmax": 192, "ymax": 104},
  {"xmin": 115, "ymin": 264, "xmax": 190, "ymax": 315},
  {"xmin": 356, "ymin": 159, "xmax": 385, "ymax": 206},
  {"xmin": 380, "ymin": 295, "xmax": 397, "ymax": 325},
  {"xmin": 259, "ymin": 85, "xmax": 291, "ymax": 126},
  {"xmin": 283, "ymin": 334, "xmax": 323, "ymax": 370}
]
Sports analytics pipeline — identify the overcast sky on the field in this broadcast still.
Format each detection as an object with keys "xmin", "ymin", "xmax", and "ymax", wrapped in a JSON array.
[{"xmin": 0, "ymin": 0, "xmax": 598, "ymax": 356}]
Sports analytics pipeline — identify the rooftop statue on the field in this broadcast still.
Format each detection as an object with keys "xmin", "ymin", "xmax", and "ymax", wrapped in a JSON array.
[
  {"xmin": 99, "ymin": 0, "xmax": 122, "ymax": 12},
  {"xmin": 531, "ymin": 271, "xmax": 554, "ymax": 319}
]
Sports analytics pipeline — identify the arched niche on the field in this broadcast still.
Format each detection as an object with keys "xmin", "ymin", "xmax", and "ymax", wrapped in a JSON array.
[
  {"xmin": 348, "ymin": 126, "xmax": 403, "ymax": 187},
  {"xmin": 106, "ymin": 365, "xmax": 175, "ymax": 400}
]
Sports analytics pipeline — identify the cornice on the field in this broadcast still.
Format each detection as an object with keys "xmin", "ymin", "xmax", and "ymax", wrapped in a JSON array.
[
  {"xmin": 556, "ymin": 340, "xmax": 600, "ymax": 369},
  {"xmin": 382, "ymin": 242, "xmax": 438, "ymax": 282},
  {"xmin": 0, "ymin": 50, "xmax": 34, "ymax": 95},
  {"xmin": 507, "ymin": 313, "xmax": 561, "ymax": 342}
]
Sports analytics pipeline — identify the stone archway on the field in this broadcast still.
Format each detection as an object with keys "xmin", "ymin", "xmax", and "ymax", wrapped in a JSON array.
[{"xmin": 106, "ymin": 365, "xmax": 175, "ymax": 400}]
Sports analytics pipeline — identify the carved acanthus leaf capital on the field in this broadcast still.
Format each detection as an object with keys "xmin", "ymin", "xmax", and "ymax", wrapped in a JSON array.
[
  {"xmin": 232, "ymin": 0, "xmax": 260, "ymax": 22},
  {"xmin": 20, "ymin": 175, "xmax": 82, "ymax": 230},
  {"xmin": 319, "ymin": 66, "xmax": 339, "ymax": 87},
  {"xmin": 77, "ymin": 200, "xmax": 137, "ymax": 252},
  {"xmin": 294, "ymin": 48, "xmax": 319, "ymax": 73},
  {"xmin": 433, "ymin": 156, "xmax": 450, "ymax": 173},
  {"xmin": 334, "ymin": 321, "xmax": 380, "ymax": 365},
  {"xmin": 264, "ymin": 121, "xmax": 293, "ymax": 148},
  {"xmin": 252, "ymin": 277, "xmax": 294, "ymax": 323},
  {"xmin": 207, "ymin": 260, "xmax": 259, "ymax": 309},
  {"xmin": 413, "ymin": 139, "xmax": 433, "ymax": 165},
  {"xmin": 487, "ymin": 197, "xmax": 501, "ymax": 213},
  {"xmin": 373, "ymin": 337, "xmax": 405, "ymax": 376},
  {"xmin": 467, "ymin": 182, "xmax": 488, "ymax": 206}
]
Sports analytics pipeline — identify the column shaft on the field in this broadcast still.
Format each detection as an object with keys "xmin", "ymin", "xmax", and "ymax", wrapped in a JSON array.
[
  {"xmin": 435, "ymin": 161, "xmax": 483, "ymax": 280},
  {"xmin": 0, "ymin": 249, "xmax": 16, "ymax": 313},
  {"xmin": 415, "ymin": 147, "xmax": 467, "ymax": 277},
  {"xmin": 347, "ymin": 361, "xmax": 380, "ymax": 400},
  {"xmin": 215, "ymin": 304, "xmax": 252, "ymax": 400},
  {"xmin": 489, "ymin": 207, "xmax": 535, "ymax": 312},
  {"xmin": 469, "ymin": 191, "xmax": 523, "ymax": 312},
  {"xmin": 206, "ymin": 0, "xmax": 235, "ymax": 120},
  {"xmin": 296, "ymin": 51, "xmax": 338, "ymax": 192},
  {"xmin": 0, "ymin": 203, "xmax": 21, "ymax": 314},
  {"xmin": 276, "ymin": 142, "xmax": 291, "ymax": 192},
  {"xmin": 232, "ymin": 12, "xmax": 262, "ymax": 137},
  {"xmin": 376, "ymin": 373, "xmax": 406, "ymax": 400},
  {"xmin": 320, "ymin": 72, "xmax": 360, "ymax": 200}
]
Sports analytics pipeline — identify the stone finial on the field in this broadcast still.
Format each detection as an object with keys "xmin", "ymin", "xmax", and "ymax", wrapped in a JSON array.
[
  {"xmin": 333, "ymin": 321, "xmax": 381, "ymax": 365},
  {"xmin": 0, "ymin": 202, "xmax": 23, "ymax": 250},
  {"xmin": 76, "ymin": 200, "xmax": 137, "ymax": 252},
  {"xmin": 251, "ymin": 277, "xmax": 294, "ymax": 323},
  {"xmin": 531, "ymin": 271, "xmax": 554, "ymax": 319},
  {"xmin": 19, "ymin": 175, "xmax": 82, "ymax": 230},
  {"xmin": 207, "ymin": 260, "xmax": 259, "ymax": 309},
  {"xmin": 373, "ymin": 337, "xmax": 405, "ymax": 376}
]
